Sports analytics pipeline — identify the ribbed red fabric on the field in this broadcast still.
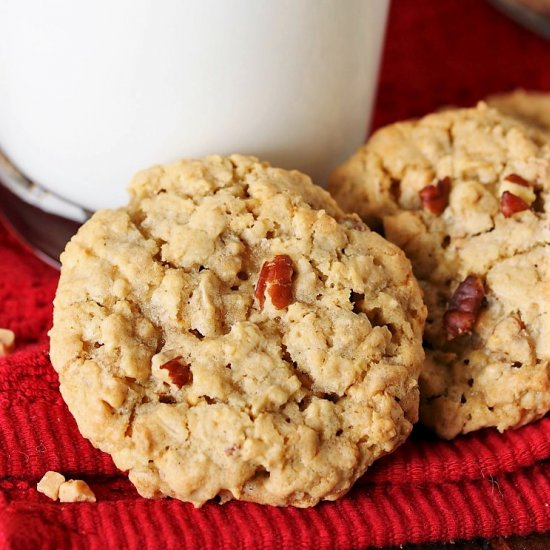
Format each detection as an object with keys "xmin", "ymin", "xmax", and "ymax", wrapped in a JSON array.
[{"xmin": 1, "ymin": 1, "xmax": 550, "ymax": 548}]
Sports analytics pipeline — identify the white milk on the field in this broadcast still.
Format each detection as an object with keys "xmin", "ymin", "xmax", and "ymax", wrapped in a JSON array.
[{"xmin": 0, "ymin": 0, "xmax": 389, "ymax": 218}]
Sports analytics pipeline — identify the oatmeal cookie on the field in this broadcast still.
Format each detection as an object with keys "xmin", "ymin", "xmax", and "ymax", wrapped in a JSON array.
[
  {"xmin": 487, "ymin": 89, "xmax": 550, "ymax": 135},
  {"xmin": 329, "ymin": 104, "xmax": 550, "ymax": 439},
  {"xmin": 49, "ymin": 155, "xmax": 425, "ymax": 506}
]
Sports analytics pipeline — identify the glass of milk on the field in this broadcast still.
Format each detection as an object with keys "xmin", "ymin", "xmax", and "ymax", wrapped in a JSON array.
[{"xmin": 0, "ymin": 0, "xmax": 389, "ymax": 264}]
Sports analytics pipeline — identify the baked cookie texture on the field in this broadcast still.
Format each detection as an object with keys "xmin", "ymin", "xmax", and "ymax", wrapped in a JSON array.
[
  {"xmin": 329, "ymin": 104, "xmax": 550, "ymax": 439},
  {"xmin": 487, "ymin": 90, "xmax": 550, "ymax": 135},
  {"xmin": 49, "ymin": 155, "xmax": 425, "ymax": 507}
]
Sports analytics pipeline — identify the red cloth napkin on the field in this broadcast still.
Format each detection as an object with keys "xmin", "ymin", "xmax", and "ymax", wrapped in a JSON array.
[{"xmin": 1, "ymin": 1, "xmax": 550, "ymax": 548}]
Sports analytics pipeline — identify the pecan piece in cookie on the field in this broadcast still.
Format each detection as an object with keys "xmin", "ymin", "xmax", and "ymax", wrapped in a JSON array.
[
  {"xmin": 500, "ymin": 173, "xmax": 535, "ymax": 216},
  {"xmin": 504, "ymin": 173, "xmax": 530, "ymax": 187},
  {"xmin": 160, "ymin": 357, "xmax": 193, "ymax": 388},
  {"xmin": 255, "ymin": 254, "xmax": 294, "ymax": 309},
  {"xmin": 444, "ymin": 275, "xmax": 485, "ymax": 339},
  {"xmin": 419, "ymin": 177, "xmax": 451, "ymax": 216},
  {"xmin": 500, "ymin": 191, "xmax": 530, "ymax": 217}
]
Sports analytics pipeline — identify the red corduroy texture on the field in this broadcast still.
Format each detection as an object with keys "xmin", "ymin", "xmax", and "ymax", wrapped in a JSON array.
[{"xmin": 1, "ymin": 1, "xmax": 550, "ymax": 548}]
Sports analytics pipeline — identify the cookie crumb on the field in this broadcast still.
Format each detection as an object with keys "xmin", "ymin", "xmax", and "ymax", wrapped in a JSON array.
[
  {"xmin": 0, "ymin": 328, "xmax": 15, "ymax": 356},
  {"xmin": 37, "ymin": 471, "xmax": 66, "ymax": 500},
  {"xmin": 58, "ymin": 479, "xmax": 96, "ymax": 503}
]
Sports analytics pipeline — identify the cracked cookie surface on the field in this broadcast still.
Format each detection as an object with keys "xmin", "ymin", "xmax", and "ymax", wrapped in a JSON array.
[
  {"xmin": 487, "ymin": 90, "xmax": 550, "ymax": 135},
  {"xmin": 49, "ymin": 155, "xmax": 425, "ymax": 506},
  {"xmin": 329, "ymin": 104, "xmax": 550, "ymax": 439}
]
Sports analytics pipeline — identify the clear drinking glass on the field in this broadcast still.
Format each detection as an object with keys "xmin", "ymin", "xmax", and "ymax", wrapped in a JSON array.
[{"xmin": 0, "ymin": 0, "xmax": 390, "ymax": 265}]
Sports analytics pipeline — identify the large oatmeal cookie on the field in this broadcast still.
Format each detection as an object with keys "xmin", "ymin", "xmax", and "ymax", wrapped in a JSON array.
[
  {"xmin": 49, "ymin": 155, "xmax": 425, "ymax": 507},
  {"xmin": 329, "ymin": 104, "xmax": 550, "ymax": 439}
]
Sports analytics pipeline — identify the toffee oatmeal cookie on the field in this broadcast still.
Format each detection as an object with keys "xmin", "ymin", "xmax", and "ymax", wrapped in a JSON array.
[
  {"xmin": 49, "ymin": 155, "xmax": 425, "ymax": 507},
  {"xmin": 329, "ymin": 104, "xmax": 550, "ymax": 439}
]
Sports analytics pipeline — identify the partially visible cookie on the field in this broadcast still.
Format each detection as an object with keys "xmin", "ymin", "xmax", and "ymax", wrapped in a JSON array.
[
  {"xmin": 50, "ymin": 155, "xmax": 425, "ymax": 507},
  {"xmin": 510, "ymin": 0, "xmax": 550, "ymax": 16},
  {"xmin": 329, "ymin": 103, "xmax": 550, "ymax": 439},
  {"xmin": 487, "ymin": 89, "xmax": 550, "ymax": 135}
]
